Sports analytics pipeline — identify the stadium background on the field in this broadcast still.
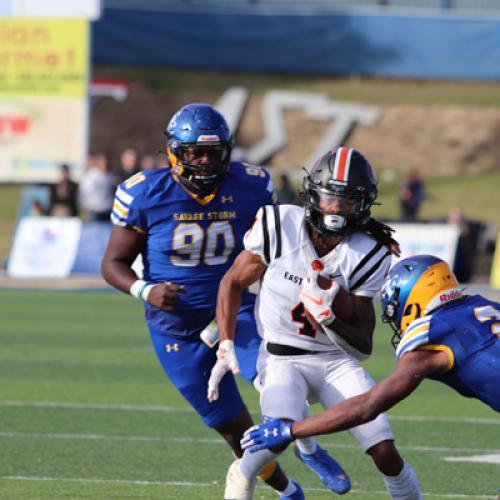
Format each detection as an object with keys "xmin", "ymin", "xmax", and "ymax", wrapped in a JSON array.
[{"xmin": 1, "ymin": 1, "xmax": 500, "ymax": 498}]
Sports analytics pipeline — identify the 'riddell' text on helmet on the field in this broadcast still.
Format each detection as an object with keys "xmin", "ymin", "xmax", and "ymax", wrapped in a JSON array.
[
  {"xmin": 303, "ymin": 147, "xmax": 378, "ymax": 236},
  {"xmin": 165, "ymin": 103, "xmax": 234, "ymax": 193}
]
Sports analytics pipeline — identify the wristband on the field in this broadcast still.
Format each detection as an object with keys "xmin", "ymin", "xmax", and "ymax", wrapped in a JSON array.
[{"xmin": 130, "ymin": 280, "xmax": 154, "ymax": 301}]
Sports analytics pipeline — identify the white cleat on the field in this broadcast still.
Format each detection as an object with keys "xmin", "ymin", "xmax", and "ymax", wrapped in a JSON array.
[{"xmin": 224, "ymin": 459, "xmax": 256, "ymax": 500}]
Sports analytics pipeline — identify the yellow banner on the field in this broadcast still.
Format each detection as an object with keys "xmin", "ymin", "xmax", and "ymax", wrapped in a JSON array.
[
  {"xmin": 491, "ymin": 232, "xmax": 500, "ymax": 289},
  {"xmin": 0, "ymin": 19, "xmax": 88, "ymax": 97}
]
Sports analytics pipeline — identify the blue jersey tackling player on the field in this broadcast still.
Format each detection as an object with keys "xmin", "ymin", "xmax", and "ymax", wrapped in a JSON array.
[
  {"xmin": 101, "ymin": 103, "xmax": 348, "ymax": 499},
  {"xmin": 241, "ymin": 254, "xmax": 500, "ymax": 454}
]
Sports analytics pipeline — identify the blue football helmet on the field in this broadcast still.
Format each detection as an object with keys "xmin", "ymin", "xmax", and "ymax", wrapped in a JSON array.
[
  {"xmin": 381, "ymin": 254, "xmax": 461, "ymax": 347},
  {"xmin": 303, "ymin": 148, "xmax": 378, "ymax": 237},
  {"xmin": 165, "ymin": 103, "xmax": 234, "ymax": 193}
]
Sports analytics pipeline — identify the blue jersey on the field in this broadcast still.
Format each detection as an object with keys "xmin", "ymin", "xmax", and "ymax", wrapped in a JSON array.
[
  {"xmin": 111, "ymin": 162, "xmax": 274, "ymax": 332},
  {"xmin": 396, "ymin": 295, "xmax": 500, "ymax": 411}
]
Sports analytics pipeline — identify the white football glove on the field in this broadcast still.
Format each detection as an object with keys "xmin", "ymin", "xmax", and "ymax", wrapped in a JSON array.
[
  {"xmin": 299, "ymin": 270, "xmax": 340, "ymax": 327},
  {"xmin": 207, "ymin": 339, "xmax": 239, "ymax": 402}
]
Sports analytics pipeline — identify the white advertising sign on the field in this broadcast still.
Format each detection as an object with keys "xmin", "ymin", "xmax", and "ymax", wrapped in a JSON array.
[
  {"xmin": 7, "ymin": 216, "xmax": 82, "ymax": 278},
  {"xmin": 390, "ymin": 223, "xmax": 460, "ymax": 268}
]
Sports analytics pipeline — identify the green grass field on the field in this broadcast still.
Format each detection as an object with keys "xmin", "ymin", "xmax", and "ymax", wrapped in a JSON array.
[{"xmin": 1, "ymin": 289, "xmax": 499, "ymax": 499}]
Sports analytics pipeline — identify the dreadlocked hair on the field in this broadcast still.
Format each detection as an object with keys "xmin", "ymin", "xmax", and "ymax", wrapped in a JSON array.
[{"xmin": 362, "ymin": 218, "xmax": 400, "ymax": 255}]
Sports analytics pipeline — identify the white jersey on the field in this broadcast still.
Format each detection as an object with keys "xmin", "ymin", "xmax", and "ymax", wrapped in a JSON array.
[{"xmin": 244, "ymin": 204, "xmax": 391, "ymax": 352}]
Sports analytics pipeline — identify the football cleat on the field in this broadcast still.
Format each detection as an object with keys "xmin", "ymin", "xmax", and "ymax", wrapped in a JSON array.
[
  {"xmin": 280, "ymin": 479, "xmax": 305, "ymax": 500},
  {"xmin": 224, "ymin": 459, "xmax": 256, "ymax": 500},
  {"xmin": 295, "ymin": 445, "xmax": 351, "ymax": 494}
]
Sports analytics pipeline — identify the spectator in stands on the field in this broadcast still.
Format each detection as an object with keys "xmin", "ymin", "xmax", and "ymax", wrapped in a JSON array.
[
  {"xmin": 448, "ymin": 207, "xmax": 474, "ymax": 282},
  {"xmin": 29, "ymin": 200, "xmax": 48, "ymax": 216},
  {"xmin": 48, "ymin": 164, "xmax": 79, "ymax": 217},
  {"xmin": 155, "ymin": 153, "xmax": 170, "ymax": 169},
  {"xmin": 399, "ymin": 168, "xmax": 426, "ymax": 221},
  {"xmin": 275, "ymin": 173, "xmax": 301, "ymax": 205},
  {"xmin": 79, "ymin": 153, "xmax": 116, "ymax": 222},
  {"xmin": 140, "ymin": 154, "xmax": 156, "ymax": 171},
  {"xmin": 116, "ymin": 148, "xmax": 139, "ymax": 183}
]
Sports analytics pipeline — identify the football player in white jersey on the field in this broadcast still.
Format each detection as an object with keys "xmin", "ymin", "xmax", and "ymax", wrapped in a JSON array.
[{"xmin": 208, "ymin": 148, "xmax": 422, "ymax": 500}]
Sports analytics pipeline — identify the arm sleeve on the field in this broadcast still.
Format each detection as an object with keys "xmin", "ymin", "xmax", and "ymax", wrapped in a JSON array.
[
  {"xmin": 395, "ymin": 317, "xmax": 432, "ymax": 360},
  {"xmin": 349, "ymin": 244, "xmax": 392, "ymax": 297},
  {"xmin": 244, "ymin": 205, "xmax": 282, "ymax": 265},
  {"xmin": 110, "ymin": 182, "xmax": 148, "ymax": 233}
]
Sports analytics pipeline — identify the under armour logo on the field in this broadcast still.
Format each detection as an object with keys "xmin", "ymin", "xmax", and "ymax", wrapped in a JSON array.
[
  {"xmin": 165, "ymin": 344, "xmax": 179, "ymax": 353},
  {"xmin": 264, "ymin": 428, "xmax": 279, "ymax": 438},
  {"xmin": 221, "ymin": 195, "xmax": 234, "ymax": 203}
]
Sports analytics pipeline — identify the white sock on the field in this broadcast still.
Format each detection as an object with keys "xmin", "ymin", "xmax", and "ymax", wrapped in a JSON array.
[
  {"xmin": 383, "ymin": 459, "xmax": 422, "ymax": 500},
  {"xmin": 239, "ymin": 448, "xmax": 279, "ymax": 480},
  {"xmin": 296, "ymin": 405, "xmax": 319, "ymax": 455},
  {"xmin": 277, "ymin": 480, "xmax": 297, "ymax": 497},
  {"xmin": 295, "ymin": 436, "xmax": 318, "ymax": 455}
]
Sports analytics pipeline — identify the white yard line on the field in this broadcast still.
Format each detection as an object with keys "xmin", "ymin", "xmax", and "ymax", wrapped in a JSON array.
[
  {"xmin": 1, "ymin": 431, "xmax": 499, "ymax": 455},
  {"xmin": 0, "ymin": 400, "xmax": 189, "ymax": 413},
  {"xmin": 0, "ymin": 476, "xmax": 494, "ymax": 498},
  {"xmin": 1, "ymin": 400, "xmax": 499, "ymax": 425}
]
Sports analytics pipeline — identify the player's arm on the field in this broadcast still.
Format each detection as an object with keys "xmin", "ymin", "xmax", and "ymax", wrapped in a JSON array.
[
  {"xmin": 242, "ymin": 349, "xmax": 450, "ymax": 451},
  {"xmin": 300, "ymin": 273, "xmax": 375, "ymax": 357},
  {"xmin": 101, "ymin": 226, "xmax": 185, "ymax": 311},
  {"xmin": 207, "ymin": 250, "xmax": 266, "ymax": 402},
  {"xmin": 291, "ymin": 349, "xmax": 448, "ymax": 437},
  {"xmin": 326, "ymin": 295, "xmax": 376, "ymax": 356},
  {"xmin": 101, "ymin": 226, "xmax": 146, "ymax": 293},
  {"xmin": 217, "ymin": 249, "xmax": 267, "ymax": 343},
  {"xmin": 318, "ymin": 247, "xmax": 392, "ymax": 357}
]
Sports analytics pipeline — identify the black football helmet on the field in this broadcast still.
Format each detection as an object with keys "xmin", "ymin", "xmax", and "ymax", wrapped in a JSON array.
[
  {"xmin": 303, "ymin": 147, "xmax": 378, "ymax": 236},
  {"xmin": 165, "ymin": 103, "xmax": 234, "ymax": 193}
]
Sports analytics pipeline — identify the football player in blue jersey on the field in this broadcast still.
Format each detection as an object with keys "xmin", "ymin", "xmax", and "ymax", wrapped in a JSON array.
[
  {"xmin": 241, "ymin": 254, "xmax": 500, "ymax": 455},
  {"xmin": 101, "ymin": 103, "xmax": 348, "ymax": 499}
]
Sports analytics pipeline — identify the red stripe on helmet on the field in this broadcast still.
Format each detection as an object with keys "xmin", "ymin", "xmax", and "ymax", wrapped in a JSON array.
[{"xmin": 335, "ymin": 147, "xmax": 350, "ymax": 181}]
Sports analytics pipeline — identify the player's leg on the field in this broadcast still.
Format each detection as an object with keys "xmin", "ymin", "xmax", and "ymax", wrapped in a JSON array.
[
  {"xmin": 149, "ymin": 326, "xmax": 244, "ymax": 430},
  {"xmin": 367, "ymin": 440, "xmax": 421, "ymax": 500},
  {"xmin": 235, "ymin": 305, "xmax": 348, "ymax": 494},
  {"xmin": 318, "ymin": 354, "xmax": 421, "ymax": 499},
  {"xmin": 218, "ymin": 405, "xmax": 302, "ymax": 499},
  {"xmin": 150, "ymin": 326, "xmax": 298, "ymax": 498},
  {"xmin": 226, "ymin": 354, "xmax": 307, "ymax": 499}
]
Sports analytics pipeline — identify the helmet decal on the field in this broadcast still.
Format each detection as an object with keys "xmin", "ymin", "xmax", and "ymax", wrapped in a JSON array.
[{"xmin": 331, "ymin": 147, "xmax": 353, "ymax": 183}]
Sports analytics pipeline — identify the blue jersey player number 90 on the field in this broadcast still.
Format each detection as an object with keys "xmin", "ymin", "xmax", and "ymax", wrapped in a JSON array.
[{"xmin": 172, "ymin": 221, "xmax": 235, "ymax": 267}]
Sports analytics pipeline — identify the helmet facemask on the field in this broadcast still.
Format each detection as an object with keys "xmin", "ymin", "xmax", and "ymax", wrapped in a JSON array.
[
  {"xmin": 381, "ymin": 285, "xmax": 404, "ymax": 348},
  {"xmin": 168, "ymin": 140, "xmax": 231, "ymax": 193},
  {"xmin": 165, "ymin": 103, "xmax": 234, "ymax": 194},
  {"xmin": 304, "ymin": 179, "xmax": 373, "ymax": 237}
]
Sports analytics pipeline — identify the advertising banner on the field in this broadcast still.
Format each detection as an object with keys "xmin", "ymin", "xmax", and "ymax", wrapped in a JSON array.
[
  {"xmin": 0, "ymin": 19, "xmax": 89, "ymax": 182},
  {"xmin": 7, "ymin": 216, "xmax": 82, "ymax": 278},
  {"xmin": 391, "ymin": 223, "xmax": 460, "ymax": 268}
]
